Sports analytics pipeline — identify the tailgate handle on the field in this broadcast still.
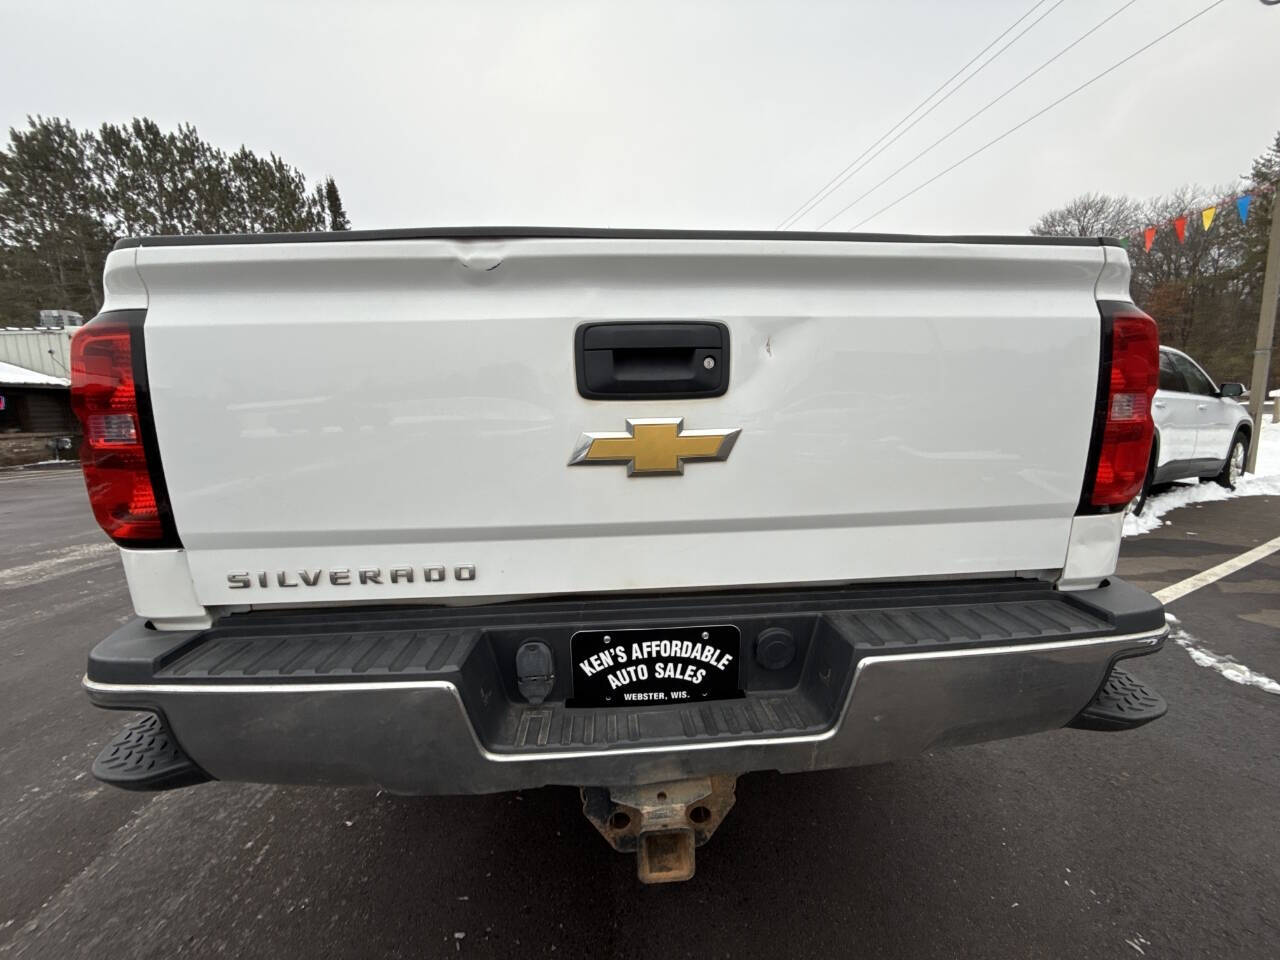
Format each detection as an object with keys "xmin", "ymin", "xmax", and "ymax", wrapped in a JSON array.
[{"xmin": 575, "ymin": 322, "xmax": 729, "ymax": 400}]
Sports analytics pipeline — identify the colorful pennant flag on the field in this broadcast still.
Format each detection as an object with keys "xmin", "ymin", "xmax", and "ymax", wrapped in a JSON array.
[
  {"xmin": 1125, "ymin": 184, "xmax": 1273, "ymax": 252},
  {"xmin": 1119, "ymin": 237, "xmax": 1129, "ymax": 250}
]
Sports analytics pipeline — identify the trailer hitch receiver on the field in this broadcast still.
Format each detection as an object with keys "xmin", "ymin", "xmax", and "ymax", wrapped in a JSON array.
[{"xmin": 581, "ymin": 775, "xmax": 736, "ymax": 883}]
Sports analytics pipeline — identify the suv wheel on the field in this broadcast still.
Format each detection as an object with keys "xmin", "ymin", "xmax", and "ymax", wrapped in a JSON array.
[{"xmin": 1214, "ymin": 432, "xmax": 1248, "ymax": 489}]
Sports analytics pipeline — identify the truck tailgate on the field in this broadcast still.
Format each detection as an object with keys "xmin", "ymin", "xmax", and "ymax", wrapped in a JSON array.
[{"xmin": 130, "ymin": 234, "xmax": 1107, "ymax": 606}]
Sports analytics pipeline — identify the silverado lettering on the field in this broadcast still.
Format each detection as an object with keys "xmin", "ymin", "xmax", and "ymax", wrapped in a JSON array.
[{"xmin": 226, "ymin": 564, "xmax": 465, "ymax": 588}]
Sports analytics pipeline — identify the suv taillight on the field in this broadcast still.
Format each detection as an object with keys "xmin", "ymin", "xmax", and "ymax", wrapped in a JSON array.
[
  {"xmin": 1082, "ymin": 302, "xmax": 1159, "ymax": 509},
  {"xmin": 70, "ymin": 312, "xmax": 178, "ymax": 546}
]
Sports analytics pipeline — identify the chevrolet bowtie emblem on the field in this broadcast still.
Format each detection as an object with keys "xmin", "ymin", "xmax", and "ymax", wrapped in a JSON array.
[{"xmin": 568, "ymin": 418, "xmax": 741, "ymax": 476}]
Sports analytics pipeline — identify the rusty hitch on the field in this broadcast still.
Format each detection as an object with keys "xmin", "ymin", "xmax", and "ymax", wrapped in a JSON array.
[{"xmin": 580, "ymin": 775, "xmax": 736, "ymax": 883}]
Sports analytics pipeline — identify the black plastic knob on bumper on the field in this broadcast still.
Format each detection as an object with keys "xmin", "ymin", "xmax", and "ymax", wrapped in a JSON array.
[
  {"xmin": 92, "ymin": 713, "xmax": 212, "ymax": 792},
  {"xmin": 1068, "ymin": 667, "xmax": 1168, "ymax": 731},
  {"xmin": 755, "ymin": 627, "xmax": 796, "ymax": 670},
  {"xmin": 515, "ymin": 639, "xmax": 556, "ymax": 705}
]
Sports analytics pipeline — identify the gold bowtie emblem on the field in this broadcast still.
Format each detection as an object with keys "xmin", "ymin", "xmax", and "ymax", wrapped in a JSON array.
[{"xmin": 568, "ymin": 418, "xmax": 741, "ymax": 476}]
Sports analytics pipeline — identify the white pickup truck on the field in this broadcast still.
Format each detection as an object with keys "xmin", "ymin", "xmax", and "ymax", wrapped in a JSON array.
[{"xmin": 74, "ymin": 227, "xmax": 1168, "ymax": 882}]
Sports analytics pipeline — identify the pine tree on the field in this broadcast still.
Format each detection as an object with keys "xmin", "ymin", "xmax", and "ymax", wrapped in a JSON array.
[
  {"xmin": 0, "ymin": 116, "xmax": 343, "ymax": 324},
  {"xmin": 1240, "ymin": 132, "xmax": 1280, "ymax": 306},
  {"xmin": 0, "ymin": 117, "xmax": 110, "ymax": 321},
  {"xmin": 323, "ymin": 177, "xmax": 351, "ymax": 231}
]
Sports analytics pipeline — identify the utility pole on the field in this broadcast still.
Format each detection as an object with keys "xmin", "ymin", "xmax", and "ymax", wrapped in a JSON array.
[{"xmin": 1246, "ymin": 189, "xmax": 1280, "ymax": 473}]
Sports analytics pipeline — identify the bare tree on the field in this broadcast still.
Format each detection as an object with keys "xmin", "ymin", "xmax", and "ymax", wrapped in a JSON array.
[
  {"xmin": 1029, "ymin": 193, "xmax": 1142, "ymax": 238},
  {"xmin": 1028, "ymin": 130, "xmax": 1280, "ymax": 387}
]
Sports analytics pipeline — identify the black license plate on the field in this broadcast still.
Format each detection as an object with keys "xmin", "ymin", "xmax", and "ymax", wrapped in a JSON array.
[{"xmin": 568, "ymin": 625, "xmax": 742, "ymax": 708}]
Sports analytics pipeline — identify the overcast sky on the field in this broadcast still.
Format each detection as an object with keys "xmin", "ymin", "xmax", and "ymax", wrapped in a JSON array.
[{"xmin": 3, "ymin": 0, "xmax": 1278, "ymax": 235}]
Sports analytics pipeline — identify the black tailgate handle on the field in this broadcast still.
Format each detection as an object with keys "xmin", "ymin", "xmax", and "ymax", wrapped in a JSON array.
[{"xmin": 575, "ymin": 321, "xmax": 729, "ymax": 400}]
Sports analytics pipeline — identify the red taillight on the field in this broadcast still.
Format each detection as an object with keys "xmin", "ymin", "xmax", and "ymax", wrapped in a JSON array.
[
  {"xmin": 1089, "ymin": 306, "xmax": 1159, "ymax": 507},
  {"xmin": 70, "ymin": 316, "xmax": 167, "ymax": 543}
]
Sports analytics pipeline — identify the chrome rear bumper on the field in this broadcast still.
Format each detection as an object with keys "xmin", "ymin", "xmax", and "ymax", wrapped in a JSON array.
[{"xmin": 84, "ymin": 585, "xmax": 1166, "ymax": 794}]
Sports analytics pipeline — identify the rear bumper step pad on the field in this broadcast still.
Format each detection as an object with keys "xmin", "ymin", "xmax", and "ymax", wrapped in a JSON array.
[
  {"xmin": 92, "ymin": 713, "xmax": 212, "ymax": 792},
  {"xmin": 1068, "ymin": 666, "xmax": 1167, "ymax": 731}
]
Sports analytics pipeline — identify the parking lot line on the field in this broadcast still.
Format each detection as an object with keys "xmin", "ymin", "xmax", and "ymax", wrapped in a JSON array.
[{"xmin": 1154, "ymin": 534, "xmax": 1280, "ymax": 605}]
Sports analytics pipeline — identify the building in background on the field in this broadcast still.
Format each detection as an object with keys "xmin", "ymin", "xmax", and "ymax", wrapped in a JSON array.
[
  {"xmin": 0, "ymin": 328, "xmax": 78, "ymax": 466},
  {"xmin": 38, "ymin": 309, "xmax": 86, "ymax": 328},
  {"xmin": 0, "ymin": 360, "xmax": 73, "ymax": 431},
  {"xmin": 0, "ymin": 326, "xmax": 74, "ymax": 381}
]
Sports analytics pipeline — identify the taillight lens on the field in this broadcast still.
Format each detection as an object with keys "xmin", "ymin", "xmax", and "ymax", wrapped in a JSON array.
[
  {"xmin": 70, "ymin": 316, "xmax": 167, "ymax": 543},
  {"xmin": 1089, "ymin": 306, "xmax": 1158, "ymax": 507}
]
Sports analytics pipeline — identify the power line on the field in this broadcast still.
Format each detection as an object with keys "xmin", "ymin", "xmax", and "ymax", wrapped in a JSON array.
[
  {"xmin": 848, "ymin": 0, "xmax": 1230, "ymax": 231},
  {"xmin": 773, "ymin": 0, "xmax": 1060, "ymax": 231},
  {"xmin": 777, "ymin": 0, "xmax": 1063, "ymax": 230},
  {"xmin": 815, "ymin": 0, "xmax": 1144, "ymax": 230}
]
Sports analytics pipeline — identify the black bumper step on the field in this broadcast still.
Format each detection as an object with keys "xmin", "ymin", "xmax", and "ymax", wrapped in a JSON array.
[
  {"xmin": 87, "ymin": 578, "xmax": 1167, "ymax": 757},
  {"xmin": 507, "ymin": 693, "xmax": 818, "ymax": 750},
  {"xmin": 137, "ymin": 587, "xmax": 1112, "ymax": 754},
  {"xmin": 1069, "ymin": 667, "xmax": 1167, "ymax": 731},
  {"xmin": 92, "ymin": 713, "xmax": 212, "ymax": 791}
]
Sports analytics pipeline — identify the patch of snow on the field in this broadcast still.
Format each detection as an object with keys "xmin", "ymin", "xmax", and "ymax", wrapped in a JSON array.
[
  {"xmin": 0, "ymin": 359, "xmax": 69, "ymax": 387},
  {"xmin": 0, "ymin": 541, "xmax": 116, "ymax": 588},
  {"xmin": 1169, "ymin": 619, "xmax": 1280, "ymax": 695},
  {"xmin": 1123, "ymin": 420, "xmax": 1280, "ymax": 538}
]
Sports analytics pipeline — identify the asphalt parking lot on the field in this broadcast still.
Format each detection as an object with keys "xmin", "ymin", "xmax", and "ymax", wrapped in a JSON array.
[{"xmin": 1, "ymin": 467, "xmax": 1277, "ymax": 959}]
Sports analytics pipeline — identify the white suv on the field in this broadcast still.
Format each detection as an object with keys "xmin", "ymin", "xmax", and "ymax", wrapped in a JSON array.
[{"xmin": 1135, "ymin": 346, "xmax": 1253, "ymax": 513}]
